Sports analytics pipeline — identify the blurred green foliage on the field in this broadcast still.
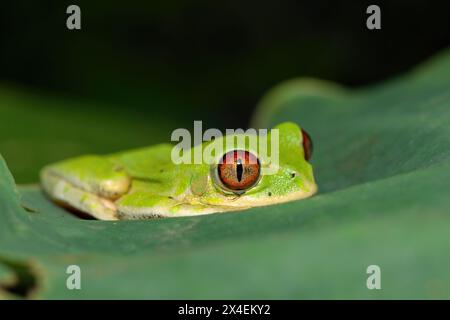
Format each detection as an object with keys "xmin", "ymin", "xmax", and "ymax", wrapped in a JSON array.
[
  {"xmin": 1, "ymin": 1, "xmax": 449, "ymax": 130},
  {"xmin": 0, "ymin": 86, "xmax": 184, "ymax": 183},
  {"xmin": 0, "ymin": 50, "xmax": 449, "ymax": 299},
  {"xmin": 0, "ymin": 0, "xmax": 449, "ymax": 299}
]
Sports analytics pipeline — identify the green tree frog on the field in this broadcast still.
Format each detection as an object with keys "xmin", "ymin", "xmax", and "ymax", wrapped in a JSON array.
[{"xmin": 40, "ymin": 122, "xmax": 317, "ymax": 220}]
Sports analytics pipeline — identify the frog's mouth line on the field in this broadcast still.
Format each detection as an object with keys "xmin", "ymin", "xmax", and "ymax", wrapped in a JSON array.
[
  {"xmin": 114, "ymin": 183, "xmax": 318, "ymax": 219},
  {"xmin": 203, "ymin": 182, "xmax": 318, "ymax": 209}
]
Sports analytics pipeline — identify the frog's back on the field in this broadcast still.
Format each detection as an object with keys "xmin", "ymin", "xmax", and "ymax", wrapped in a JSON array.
[{"xmin": 107, "ymin": 143, "xmax": 175, "ymax": 179}]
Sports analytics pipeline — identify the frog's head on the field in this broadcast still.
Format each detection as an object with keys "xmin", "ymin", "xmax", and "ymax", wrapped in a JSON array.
[{"xmin": 197, "ymin": 122, "xmax": 317, "ymax": 210}]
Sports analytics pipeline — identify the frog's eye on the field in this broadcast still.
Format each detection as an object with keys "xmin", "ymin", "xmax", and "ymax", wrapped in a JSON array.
[
  {"xmin": 217, "ymin": 150, "xmax": 260, "ymax": 193},
  {"xmin": 301, "ymin": 129, "xmax": 313, "ymax": 161}
]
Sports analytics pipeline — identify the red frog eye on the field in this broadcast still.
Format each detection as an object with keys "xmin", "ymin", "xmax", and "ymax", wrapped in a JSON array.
[
  {"xmin": 301, "ymin": 129, "xmax": 313, "ymax": 161},
  {"xmin": 217, "ymin": 150, "xmax": 260, "ymax": 191}
]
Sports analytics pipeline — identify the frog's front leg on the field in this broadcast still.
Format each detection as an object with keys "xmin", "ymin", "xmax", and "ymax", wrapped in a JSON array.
[{"xmin": 40, "ymin": 155, "xmax": 131, "ymax": 220}]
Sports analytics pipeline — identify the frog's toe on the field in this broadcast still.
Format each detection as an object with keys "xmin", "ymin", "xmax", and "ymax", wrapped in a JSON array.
[{"xmin": 40, "ymin": 155, "xmax": 131, "ymax": 220}]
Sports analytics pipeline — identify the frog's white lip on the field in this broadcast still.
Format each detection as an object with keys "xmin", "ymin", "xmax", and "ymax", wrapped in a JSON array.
[{"xmin": 213, "ymin": 182, "xmax": 318, "ymax": 208}]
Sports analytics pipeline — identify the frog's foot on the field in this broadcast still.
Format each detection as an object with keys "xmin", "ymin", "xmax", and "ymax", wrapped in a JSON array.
[
  {"xmin": 40, "ymin": 156, "xmax": 131, "ymax": 221},
  {"xmin": 42, "ymin": 173, "xmax": 119, "ymax": 220}
]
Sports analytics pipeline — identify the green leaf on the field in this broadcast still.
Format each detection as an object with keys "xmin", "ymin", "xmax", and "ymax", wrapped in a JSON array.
[{"xmin": 1, "ymin": 50, "xmax": 450, "ymax": 299}]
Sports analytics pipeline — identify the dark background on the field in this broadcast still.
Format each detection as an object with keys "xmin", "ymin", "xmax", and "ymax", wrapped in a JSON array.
[{"xmin": 1, "ymin": 0, "xmax": 449, "ymax": 129}]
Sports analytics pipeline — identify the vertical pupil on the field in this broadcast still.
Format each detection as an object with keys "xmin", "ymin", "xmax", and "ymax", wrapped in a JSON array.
[
  {"xmin": 218, "ymin": 150, "xmax": 261, "ymax": 192},
  {"xmin": 236, "ymin": 158, "xmax": 243, "ymax": 182}
]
